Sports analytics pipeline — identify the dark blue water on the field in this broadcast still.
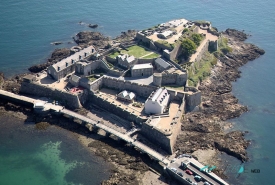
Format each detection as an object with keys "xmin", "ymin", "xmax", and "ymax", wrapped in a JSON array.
[{"xmin": 0, "ymin": 0, "xmax": 274, "ymax": 184}]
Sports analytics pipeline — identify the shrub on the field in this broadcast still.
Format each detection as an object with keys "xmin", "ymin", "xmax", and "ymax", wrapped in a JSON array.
[
  {"xmin": 198, "ymin": 76, "xmax": 203, "ymax": 82},
  {"xmin": 202, "ymin": 71, "xmax": 210, "ymax": 77},
  {"xmin": 181, "ymin": 38, "xmax": 197, "ymax": 59},
  {"xmin": 211, "ymin": 58, "xmax": 218, "ymax": 66},
  {"xmin": 221, "ymin": 46, "xmax": 232, "ymax": 54},
  {"xmin": 191, "ymin": 33, "xmax": 203, "ymax": 46},
  {"xmin": 182, "ymin": 28, "xmax": 188, "ymax": 34}
]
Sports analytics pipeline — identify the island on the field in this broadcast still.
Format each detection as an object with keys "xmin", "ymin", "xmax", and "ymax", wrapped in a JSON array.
[{"xmin": 0, "ymin": 18, "xmax": 264, "ymax": 185}]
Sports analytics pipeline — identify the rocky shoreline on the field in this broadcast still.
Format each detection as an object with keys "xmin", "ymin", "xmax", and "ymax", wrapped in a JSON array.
[
  {"xmin": 175, "ymin": 29, "xmax": 265, "ymax": 164},
  {"xmin": 0, "ymin": 28, "xmax": 265, "ymax": 184}
]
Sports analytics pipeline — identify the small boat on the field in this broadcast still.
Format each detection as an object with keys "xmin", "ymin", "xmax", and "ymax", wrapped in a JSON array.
[{"xmin": 88, "ymin": 24, "xmax": 98, "ymax": 28}]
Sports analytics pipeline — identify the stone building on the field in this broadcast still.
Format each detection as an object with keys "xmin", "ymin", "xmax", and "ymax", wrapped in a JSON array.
[
  {"xmin": 131, "ymin": 63, "xmax": 153, "ymax": 77},
  {"xmin": 153, "ymin": 68, "xmax": 187, "ymax": 86},
  {"xmin": 47, "ymin": 45, "xmax": 95, "ymax": 80},
  {"xmin": 144, "ymin": 87, "xmax": 170, "ymax": 114},
  {"xmin": 117, "ymin": 54, "xmax": 137, "ymax": 69},
  {"xmin": 75, "ymin": 60, "xmax": 101, "ymax": 76},
  {"xmin": 155, "ymin": 58, "xmax": 171, "ymax": 72}
]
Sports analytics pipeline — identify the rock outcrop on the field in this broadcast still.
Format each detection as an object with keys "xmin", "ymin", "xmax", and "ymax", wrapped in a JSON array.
[
  {"xmin": 28, "ymin": 48, "xmax": 70, "ymax": 73},
  {"xmin": 73, "ymin": 31, "xmax": 110, "ymax": 48},
  {"xmin": 174, "ymin": 29, "xmax": 265, "ymax": 162}
]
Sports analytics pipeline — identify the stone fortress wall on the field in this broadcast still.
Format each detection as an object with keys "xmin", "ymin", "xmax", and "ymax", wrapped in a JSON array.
[
  {"xmin": 141, "ymin": 94, "xmax": 185, "ymax": 154},
  {"xmin": 89, "ymin": 91, "xmax": 147, "ymax": 124},
  {"xmin": 85, "ymin": 76, "xmax": 192, "ymax": 154},
  {"xmin": 20, "ymin": 81, "xmax": 82, "ymax": 109},
  {"xmin": 184, "ymin": 86, "xmax": 202, "ymax": 111}
]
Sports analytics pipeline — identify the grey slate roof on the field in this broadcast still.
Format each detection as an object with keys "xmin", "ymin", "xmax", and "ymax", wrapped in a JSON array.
[
  {"xmin": 52, "ymin": 45, "xmax": 95, "ymax": 71},
  {"xmin": 155, "ymin": 58, "xmax": 171, "ymax": 69}
]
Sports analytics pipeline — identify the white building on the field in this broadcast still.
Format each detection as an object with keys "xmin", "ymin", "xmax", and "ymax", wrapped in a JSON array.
[
  {"xmin": 145, "ymin": 88, "xmax": 170, "ymax": 114},
  {"xmin": 117, "ymin": 90, "xmax": 136, "ymax": 102},
  {"xmin": 131, "ymin": 63, "xmax": 153, "ymax": 77}
]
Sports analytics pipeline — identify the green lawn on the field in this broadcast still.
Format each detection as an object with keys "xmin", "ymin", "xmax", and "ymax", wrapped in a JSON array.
[
  {"xmin": 142, "ymin": 52, "xmax": 160, "ymax": 59},
  {"xmin": 108, "ymin": 45, "xmax": 157, "ymax": 59},
  {"xmin": 164, "ymin": 85, "xmax": 184, "ymax": 92},
  {"xmin": 124, "ymin": 45, "xmax": 153, "ymax": 58},
  {"xmin": 109, "ymin": 52, "xmax": 120, "ymax": 58}
]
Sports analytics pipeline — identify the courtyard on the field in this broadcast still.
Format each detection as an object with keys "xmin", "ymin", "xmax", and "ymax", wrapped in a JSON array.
[{"xmin": 108, "ymin": 45, "xmax": 160, "ymax": 59}]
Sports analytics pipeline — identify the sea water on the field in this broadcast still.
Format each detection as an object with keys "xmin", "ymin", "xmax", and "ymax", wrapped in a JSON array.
[
  {"xmin": 0, "ymin": 114, "xmax": 110, "ymax": 185},
  {"xmin": 0, "ymin": 0, "xmax": 274, "ymax": 184}
]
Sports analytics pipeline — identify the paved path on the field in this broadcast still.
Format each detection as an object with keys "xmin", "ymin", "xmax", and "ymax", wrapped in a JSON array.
[
  {"xmin": 60, "ymin": 108, "xmax": 170, "ymax": 165},
  {"xmin": 139, "ymin": 52, "xmax": 154, "ymax": 59}
]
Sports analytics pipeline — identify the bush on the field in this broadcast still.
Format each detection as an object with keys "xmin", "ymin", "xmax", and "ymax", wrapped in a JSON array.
[
  {"xmin": 220, "ymin": 46, "xmax": 232, "ymax": 54},
  {"xmin": 211, "ymin": 58, "xmax": 218, "ymax": 66},
  {"xmin": 182, "ymin": 28, "xmax": 188, "ymax": 34},
  {"xmin": 198, "ymin": 76, "xmax": 203, "ymax": 82},
  {"xmin": 202, "ymin": 71, "xmax": 210, "ymax": 77},
  {"xmin": 181, "ymin": 38, "xmax": 197, "ymax": 59},
  {"xmin": 191, "ymin": 33, "xmax": 203, "ymax": 46}
]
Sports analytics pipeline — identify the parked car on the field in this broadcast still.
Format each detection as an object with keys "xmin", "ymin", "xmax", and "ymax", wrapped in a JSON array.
[
  {"xmin": 55, "ymin": 101, "xmax": 59, "ymax": 105},
  {"xmin": 178, "ymin": 154, "xmax": 192, "ymax": 158},
  {"xmin": 186, "ymin": 178, "xmax": 192, "ymax": 183},
  {"xmin": 177, "ymin": 172, "xmax": 183, "ymax": 177},
  {"xmin": 185, "ymin": 169, "xmax": 193, "ymax": 175},
  {"xmin": 204, "ymin": 182, "xmax": 210, "ymax": 185},
  {"xmin": 170, "ymin": 168, "xmax": 177, "ymax": 173},
  {"xmin": 194, "ymin": 175, "xmax": 202, "ymax": 181}
]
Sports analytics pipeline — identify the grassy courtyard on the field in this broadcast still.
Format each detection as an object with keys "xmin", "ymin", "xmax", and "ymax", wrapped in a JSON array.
[{"xmin": 109, "ymin": 45, "xmax": 159, "ymax": 59}]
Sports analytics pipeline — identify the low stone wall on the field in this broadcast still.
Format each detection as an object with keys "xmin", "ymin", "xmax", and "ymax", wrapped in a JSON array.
[
  {"xmin": 137, "ymin": 58, "xmax": 155, "ymax": 64},
  {"xmin": 192, "ymin": 39, "xmax": 209, "ymax": 63},
  {"xmin": 107, "ymin": 69, "xmax": 124, "ymax": 77},
  {"xmin": 154, "ymin": 41, "xmax": 173, "ymax": 51},
  {"xmin": 89, "ymin": 76, "xmax": 104, "ymax": 91},
  {"xmin": 20, "ymin": 82, "xmax": 82, "ymax": 109},
  {"xmin": 193, "ymin": 26, "xmax": 199, "ymax": 33},
  {"xmin": 0, "ymin": 93, "xmax": 33, "ymax": 107},
  {"xmin": 207, "ymin": 28, "xmax": 220, "ymax": 37},
  {"xmin": 136, "ymin": 32, "xmax": 151, "ymax": 43},
  {"xmin": 169, "ymin": 43, "xmax": 182, "ymax": 61},
  {"xmin": 99, "ymin": 47, "xmax": 115, "ymax": 56},
  {"xmin": 102, "ymin": 77, "xmax": 157, "ymax": 98},
  {"xmin": 90, "ymin": 93, "xmax": 146, "ymax": 124},
  {"xmin": 105, "ymin": 56, "xmax": 117, "ymax": 63}
]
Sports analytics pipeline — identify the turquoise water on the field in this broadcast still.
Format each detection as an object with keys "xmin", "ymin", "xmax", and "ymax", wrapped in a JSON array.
[
  {"xmin": 0, "ymin": 0, "xmax": 274, "ymax": 184},
  {"xmin": 0, "ymin": 115, "xmax": 109, "ymax": 185}
]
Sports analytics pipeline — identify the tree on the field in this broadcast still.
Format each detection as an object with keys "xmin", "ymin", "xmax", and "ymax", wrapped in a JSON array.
[
  {"xmin": 181, "ymin": 38, "xmax": 196, "ymax": 59},
  {"xmin": 191, "ymin": 33, "xmax": 203, "ymax": 46}
]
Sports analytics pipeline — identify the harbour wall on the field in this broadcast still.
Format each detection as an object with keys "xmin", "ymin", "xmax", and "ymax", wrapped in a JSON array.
[{"xmin": 20, "ymin": 82, "xmax": 82, "ymax": 109}]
